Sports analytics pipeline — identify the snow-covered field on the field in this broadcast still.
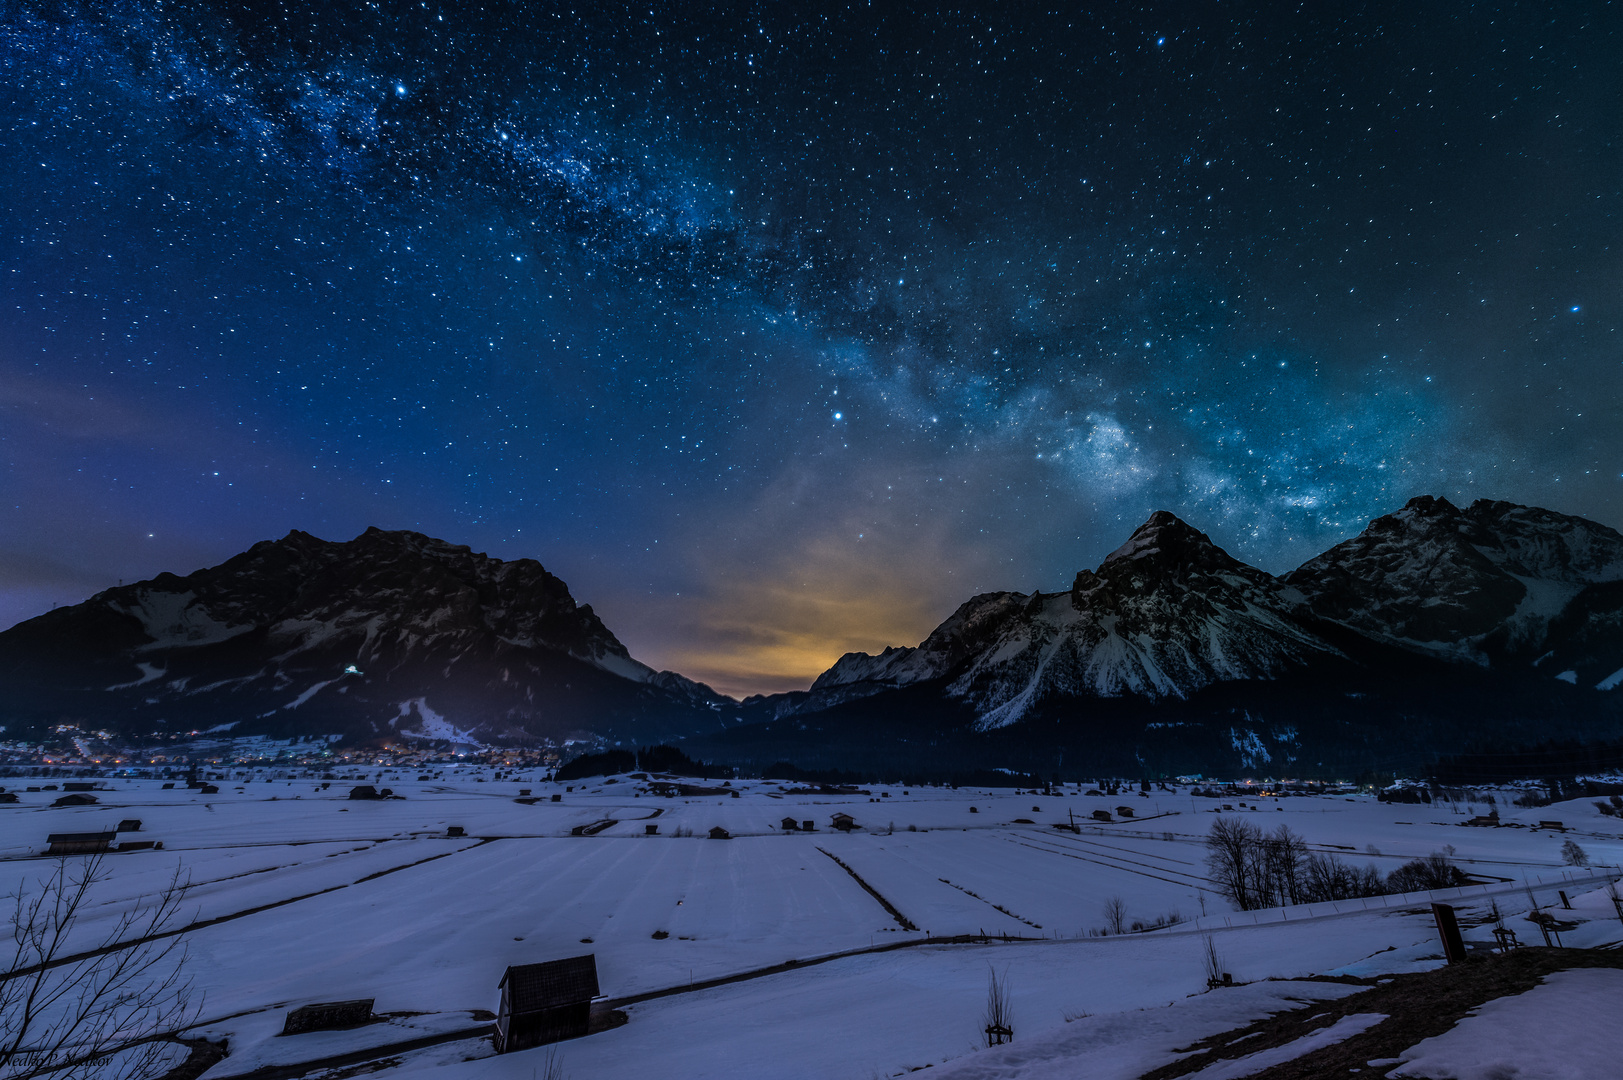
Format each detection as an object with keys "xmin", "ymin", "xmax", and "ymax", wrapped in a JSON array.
[{"xmin": 4, "ymin": 773, "xmax": 1622, "ymax": 1079}]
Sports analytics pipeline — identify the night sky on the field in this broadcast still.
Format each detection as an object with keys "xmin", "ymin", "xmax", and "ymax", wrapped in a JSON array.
[{"xmin": 3, "ymin": 2, "xmax": 1620, "ymax": 697}]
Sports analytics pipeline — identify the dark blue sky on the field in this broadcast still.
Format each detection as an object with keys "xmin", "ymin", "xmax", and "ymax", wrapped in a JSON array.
[{"xmin": 3, "ymin": 1, "xmax": 1619, "ymax": 695}]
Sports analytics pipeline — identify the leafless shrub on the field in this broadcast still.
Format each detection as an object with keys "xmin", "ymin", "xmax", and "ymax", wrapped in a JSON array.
[
  {"xmin": 2, "ymin": 854, "xmax": 199, "ymax": 1080},
  {"xmin": 1386, "ymin": 852, "xmax": 1470, "ymax": 893},
  {"xmin": 1201, "ymin": 935, "xmax": 1226, "ymax": 990},
  {"xmin": 1102, "ymin": 895, "xmax": 1128, "ymax": 935},
  {"xmin": 532, "ymin": 1047, "xmax": 565, "ymax": 1080},
  {"xmin": 1560, "ymin": 839, "xmax": 1590, "ymax": 867},
  {"xmin": 982, "ymin": 965, "xmax": 1013, "ymax": 1047}
]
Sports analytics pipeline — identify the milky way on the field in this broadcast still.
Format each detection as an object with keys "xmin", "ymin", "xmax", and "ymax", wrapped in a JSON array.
[{"xmin": 2, "ymin": 1, "xmax": 1619, "ymax": 694}]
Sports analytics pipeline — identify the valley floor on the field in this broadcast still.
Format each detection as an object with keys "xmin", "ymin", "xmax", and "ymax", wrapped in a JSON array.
[{"xmin": 3, "ymin": 774, "xmax": 1621, "ymax": 1079}]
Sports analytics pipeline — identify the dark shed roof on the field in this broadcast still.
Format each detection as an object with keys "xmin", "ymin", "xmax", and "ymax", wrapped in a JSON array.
[
  {"xmin": 499, "ymin": 955, "xmax": 599, "ymax": 1013},
  {"xmin": 48, "ymin": 832, "xmax": 117, "ymax": 844}
]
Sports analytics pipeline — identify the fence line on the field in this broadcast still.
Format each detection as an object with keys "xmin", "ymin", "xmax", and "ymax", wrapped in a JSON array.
[{"xmin": 1180, "ymin": 866, "xmax": 1623, "ymax": 935}]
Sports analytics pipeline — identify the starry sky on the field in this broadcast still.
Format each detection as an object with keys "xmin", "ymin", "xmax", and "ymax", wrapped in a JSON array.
[{"xmin": 2, "ymin": 1, "xmax": 1620, "ymax": 697}]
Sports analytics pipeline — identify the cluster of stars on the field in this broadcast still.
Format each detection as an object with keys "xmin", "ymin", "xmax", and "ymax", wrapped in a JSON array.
[{"xmin": 0, "ymin": 1, "xmax": 1617, "ymax": 690}]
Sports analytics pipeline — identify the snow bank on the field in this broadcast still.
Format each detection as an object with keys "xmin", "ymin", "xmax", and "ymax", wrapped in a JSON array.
[{"xmin": 1394, "ymin": 969, "xmax": 1623, "ymax": 1080}]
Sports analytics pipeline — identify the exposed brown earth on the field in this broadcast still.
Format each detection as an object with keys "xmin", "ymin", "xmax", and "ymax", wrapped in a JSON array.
[{"xmin": 1141, "ymin": 947, "xmax": 1623, "ymax": 1080}]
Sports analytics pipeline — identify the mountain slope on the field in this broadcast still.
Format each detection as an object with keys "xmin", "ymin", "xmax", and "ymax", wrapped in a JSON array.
[
  {"xmin": 0, "ymin": 528, "xmax": 729, "ymax": 746},
  {"xmin": 721, "ymin": 499, "xmax": 1623, "ymax": 776},
  {"xmin": 810, "ymin": 512, "xmax": 1343, "ymax": 728},
  {"xmin": 1284, "ymin": 495, "xmax": 1623, "ymax": 685}
]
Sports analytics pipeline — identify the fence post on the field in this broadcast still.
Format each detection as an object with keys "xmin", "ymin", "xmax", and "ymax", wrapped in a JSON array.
[{"xmin": 1431, "ymin": 903, "xmax": 1468, "ymax": 964}]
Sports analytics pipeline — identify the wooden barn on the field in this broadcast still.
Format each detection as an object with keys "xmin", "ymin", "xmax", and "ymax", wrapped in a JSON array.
[
  {"xmin": 495, "ymin": 955, "xmax": 599, "ymax": 1053},
  {"xmin": 780, "ymin": 817, "xmax": 800, "ymax": 831},
  {"xmin": 46, "ymin": 832, "xmax": 115, "ymax": 855},
  {"xmin": 830, "ymin": 812, "xmax": 856, "ymax": 831}
]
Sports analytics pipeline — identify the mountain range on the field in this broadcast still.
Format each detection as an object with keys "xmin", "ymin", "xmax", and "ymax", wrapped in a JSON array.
[
  {"xmin": 0, "ymin": 527, "xmax": 733, "ymax": 750},
  {"xmin": 4, "ymin": 495, "xmax": 1622, "ymax": 777}
]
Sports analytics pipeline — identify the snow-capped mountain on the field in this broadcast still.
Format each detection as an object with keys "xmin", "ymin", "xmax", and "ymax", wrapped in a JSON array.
[
  {"xmin": 1285, "ymin": 495, "xmax": 1623, "ymax": 688},
  {"xmin": 811, "ymin": 511, "xmax": 1343, "ymax": 728},
  {"xmin": 8, "ymin": 496, "xmax": 1623, "ymax": 774},
  {"xmin": 710, "ymin": 498, "xmax": 1623, "ymax": 777},
  {"xmin": 0, "ymin": 527, "xmax": 730, "ymax": 745}
]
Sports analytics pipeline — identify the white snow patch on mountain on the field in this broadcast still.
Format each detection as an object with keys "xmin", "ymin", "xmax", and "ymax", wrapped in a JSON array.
[
  {"xmin": 392, "ymin": 697, "xmax": 478, "ymax": 744},
  {"xmin": 114, "ymin": 589, "xmax": 254, "ymax": 650},
  {"xmin": 592, "ymin": 650, "xmax": 655, "ymax": 683},
  {"xmin": 106, "ymin": 661, "xmax": 166, "ymax": 690},
  {"xmin": 282, "ymin": 679, "xmax": 337, "ymax": 709},
  {"xmin": 1596, "ymin": 666, "xmax": 1623, "ymax": 691},
  {"xmin": 1229, "ymin": 728, "xmax": 1271, "ymax": 767}
]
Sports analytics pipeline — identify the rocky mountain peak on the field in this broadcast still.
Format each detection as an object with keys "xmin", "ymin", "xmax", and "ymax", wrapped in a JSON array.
[
  {"xmin": 1096, "ymin": 510, "xmax": 1255, "ymax": 584},
  {"xmin": 1286, "ymin": 495, "xmax": 1623, "ymax": 669},
  {"xmin": 0, "ymin": 527, "xmax": 729, "ymax": 747},
  {"xmin": 809, "ymin": 509, "xmax": 1334, "ymax": 727}
]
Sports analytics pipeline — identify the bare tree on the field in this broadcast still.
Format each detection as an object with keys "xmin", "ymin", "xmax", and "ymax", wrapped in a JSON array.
[
  {"xmin": 1560, "ymin": 839, "xmax": 1589, "ymax": 867},
  {"xmin": 1101, "ymin": 895, "xmax": 1128, "ymax": 935},
  {"xmin": 1204, "ymin": 817, "xmax": 1264, "ymax": 910},
  {"xmin": 982, "ymin": 966, "xmax": 1013, "ymax": 1047},
  {"xmin": 2, "ymin": 854, "xmax": 199, "ymax": 1080},
  {"xmin": 1260, "ymin": 826, "xmax": 1307, "ymax": 907},
  {"xmin": 1299, "ymin": 851, "xmax": 1386, "ymax": 903}
]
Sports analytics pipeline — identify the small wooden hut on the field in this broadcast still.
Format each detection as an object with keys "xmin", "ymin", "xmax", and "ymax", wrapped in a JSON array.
[
  {"xmin": 780, "ymin": 816, "xmax": 800, "ymax": 831},
  {"xmin": 495, "ymin": 955, "xmax": 599, "ymax": 1053},
  {"xmin": 282, "ymin": 999, "xmax": 374, "ymax": 1035},
  {"xmin": 830, "ymin": 812, "xmax": 856, "ymax": 832}
]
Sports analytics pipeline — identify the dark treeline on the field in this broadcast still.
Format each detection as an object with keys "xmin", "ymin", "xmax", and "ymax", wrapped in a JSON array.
[
  {"xmin": 555, "ymin": 745, "xmax": 735, "ymax": 781},
  {"xmin": 1204, "ymin": 817, "xmax": 1470, "ymax": 911},
  {"xmin": 762, "ymin": 761, "xmax": 1048, "ymax": 789},
  {"xmin": 553, "ymin": 746, "xmax": 1055, "ymax": 787},
  {"xmin": 1429, "ymin": 738, "xmax": 1623, "ymax": 785}
]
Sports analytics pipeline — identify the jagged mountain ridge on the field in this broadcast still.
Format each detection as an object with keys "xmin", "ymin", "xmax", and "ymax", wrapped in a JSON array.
[
  {"xmin": 0, "ymin": 527, "xmax": 729, "ymax": 745},
  {"xmin": 809, "ymin": 512, "xmax": 1343, "ymax": 729},
  {"xmin": 6, "ymin": 495, "xmax": 1623, "ymax": 773},
  {"xmin": 769, "ymin": 497, "xmax": 1623, "ymax": 742},
  {"xmin": 1285, "ymin": 495, "xmax": 1623, "ymax": 687}
]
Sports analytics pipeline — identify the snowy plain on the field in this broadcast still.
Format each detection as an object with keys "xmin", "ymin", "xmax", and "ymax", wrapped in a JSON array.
[{"xmin": 4, "ymin": 773, "xmax": 1622, "ymax": 1079}]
